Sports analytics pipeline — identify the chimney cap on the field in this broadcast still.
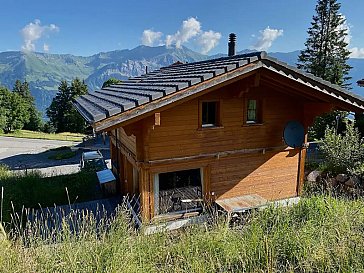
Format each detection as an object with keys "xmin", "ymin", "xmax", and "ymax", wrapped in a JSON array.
[
  {"xmin": 229, "ymin": 33, "xmax": 236, "ymax": 41},
  {"xmin": 228, "ymin": 33, "xmax": 236, "ymax": 57}
]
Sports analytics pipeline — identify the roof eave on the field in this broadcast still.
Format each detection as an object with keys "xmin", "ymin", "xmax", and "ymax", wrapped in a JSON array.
[{"xmin": 93, "ymin": 62, "xmax": 263, "ymax": 132}]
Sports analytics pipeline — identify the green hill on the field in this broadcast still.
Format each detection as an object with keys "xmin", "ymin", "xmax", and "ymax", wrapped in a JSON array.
[{"xmin": 0, "ymin": 46, "xmax": 207, "ymax": 115}]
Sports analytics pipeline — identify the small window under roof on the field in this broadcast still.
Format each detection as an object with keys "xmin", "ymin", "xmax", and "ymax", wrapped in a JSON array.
[{"xmin": 202, "ymin": 101, "xmax": 219, "ymax": 127}]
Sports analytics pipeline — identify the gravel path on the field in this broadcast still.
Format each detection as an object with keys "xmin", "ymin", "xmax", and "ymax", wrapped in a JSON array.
[{"xmin": 0, "ymin": 136, "xmax": 110, "ymax": 176}]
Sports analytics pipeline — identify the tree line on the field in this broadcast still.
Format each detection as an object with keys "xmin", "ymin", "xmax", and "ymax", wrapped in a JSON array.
[
  {"xmin": 0, "ymin": 80, "xmax": 42, "ymax": 133},
  {"xmin": 0, "ymin": 77, "xmax": 123, "ymax": 134},
  {"xmin": 0, "ymin": 78, "xmax": 89, "ymax": 134}
]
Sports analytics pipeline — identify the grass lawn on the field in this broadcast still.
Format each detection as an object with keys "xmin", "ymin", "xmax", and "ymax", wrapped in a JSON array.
[{"xmin": 0, "ymin": 130, "xmax": 85, "ymax": 142}]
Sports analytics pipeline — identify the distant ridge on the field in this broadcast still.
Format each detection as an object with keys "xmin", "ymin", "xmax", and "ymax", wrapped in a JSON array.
[{"xmin": 0, "ymin": 46, "xmax": 363, "ymax": 115}]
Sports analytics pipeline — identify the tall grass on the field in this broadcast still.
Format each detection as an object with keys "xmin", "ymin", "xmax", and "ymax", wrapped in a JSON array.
[
  {"xmin": 1, "ymin": 195, "xmax": 363, "ymax": 272},
  {"xmin": 0, "ymin": 166, "xmax": 101, "ymax": 223}
]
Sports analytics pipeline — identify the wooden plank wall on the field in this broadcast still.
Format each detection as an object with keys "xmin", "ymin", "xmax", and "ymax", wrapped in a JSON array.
[
  {"xmin": 110, "ymin": 128, "xmax": 138, "ymax": 196},
  {"xmin": 117, "ymin": 127, "xmax": 137, "ymax": 156},
  {"xmin": 210, "ymin": 149, "xmax": 299, "ymax": 200},
  {"xmin": 147, "ymin": 83, "xmax": 304, "ymax": 160},
  {"xmin": 142, "ymin": 79, "xmax": 306, "ymax": 207}
]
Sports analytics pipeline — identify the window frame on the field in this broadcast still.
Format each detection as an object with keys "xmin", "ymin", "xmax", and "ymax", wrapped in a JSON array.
[
  {"xmin": 244, "ymin": 98, "xmax": 263, "ymax": 125},
  {"xmin": 153, "ymin": 168, "xmax": 204, "ymax": 216},
  {"xmin": 199, "ymin": 100, "xmax": 221, "ymax": 128}
]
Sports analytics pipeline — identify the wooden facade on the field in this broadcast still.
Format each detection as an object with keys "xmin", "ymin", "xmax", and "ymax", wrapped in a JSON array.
[
  {"xmin": 107, "ymin": 72, "xmax": 339, "ymax": 221},
  {"xmin": 74, "ymin": 52, "xmax": 364, "ymax": 222}
]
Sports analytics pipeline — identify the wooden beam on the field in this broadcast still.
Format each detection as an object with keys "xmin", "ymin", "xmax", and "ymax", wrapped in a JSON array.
[
  {"xmin": 139, "ymin": 167, "xmax": 151, "ymax": 222},
  {"xmin": 154, "ymin": 112, "xmax": 161, "ymax": 126},
  {"xmin": 261, "ymin": 78, "xmax": 318, "ymax": 102},
  {"xmin": 147, "ymin": 145, "xmax": 293, "ymax": 167},
  {"xmin": 254, "ymin": 71, "xmax": 261, "ymax": 87},
  {"xmin": 203, "ymin": 165, "xmax": 212, "ymax": 204},
  {"xmin": 262, "ymin": 69, "xmax": 364, "ymax": 112},
  {"xmin": 149, "ymin": 172, "xmax": 155, "ymax": 219},
  {"xmin": 109, "ymin": 134, "xmax": 138, "ymax": 168},
  {"xmin": 296, "ymin": 134, "xmax": 308, "ymax": 196}
]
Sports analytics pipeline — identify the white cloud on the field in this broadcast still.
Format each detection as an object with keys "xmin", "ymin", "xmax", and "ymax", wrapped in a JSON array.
[
  {"xmin": 165, "ymin": 17, "xmax": 201, "ymax": 48},
  {"xmin": 21, "ymin": 19, "xmax": 59, "ymax": 52},
  {"xmin": 337, "ymin": 14, "xmax": 351, "ymax": 45},
  {"xmin": 141, "ymin": 17, "xmax": 220, "ymax": 54},
  {"xmin": 350, "ymin": 47, "xmax": 364, "ymax": 58},
  {"xmin": 336, "ymin": 15, "xmax": 364, "ymax": 58},
  {"xmin": 141, "ymin": 29, "xmax": 163, "ymax": 46},
  {"xmin": 198, "ymin": 30, "xmax": 221, "ymax": 54},
  {"xmin": 43, "ymin": 43, "xmax": 49, "ymax": 52},
  {"xmin": 252, "ymin": 26, "xmax": 283, "ymax": 51}
]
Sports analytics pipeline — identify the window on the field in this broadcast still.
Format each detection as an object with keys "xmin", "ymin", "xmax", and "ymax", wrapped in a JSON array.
[
  {"xmin": 246, "ymin": 99, "xmax": 261, "ymax": 124},
  {"xmin": 201, "ymin": 101, "xmax": 219, "ymax": 127},
  {"xmin": 154, "ymin": 168, "xmax": 203, "ymax": 215}
]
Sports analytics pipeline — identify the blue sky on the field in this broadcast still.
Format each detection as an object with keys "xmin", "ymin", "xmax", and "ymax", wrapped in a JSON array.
[{"xmin": 1, "ymin": 0, "xmax": 364, "ymax": 57}]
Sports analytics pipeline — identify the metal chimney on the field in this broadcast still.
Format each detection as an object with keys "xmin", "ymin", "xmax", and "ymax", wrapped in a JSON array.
[{"xmin": 228, "ymin": 33, "xmax": 236, "ymax": 56}]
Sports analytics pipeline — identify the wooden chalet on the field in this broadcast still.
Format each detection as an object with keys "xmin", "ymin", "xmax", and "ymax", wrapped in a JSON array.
[{"xmin": 74, "ymin": 51, "xmax": 364, "ymax": 222}]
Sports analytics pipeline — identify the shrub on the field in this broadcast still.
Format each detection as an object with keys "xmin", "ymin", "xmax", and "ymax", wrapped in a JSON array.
[
  {"xmin": 319, "ymin": 122, "xmax": 364, "ymax": 175},
  {"xmin": 308, "ymin": 110, "xmax": 347, "ymax": 141}
]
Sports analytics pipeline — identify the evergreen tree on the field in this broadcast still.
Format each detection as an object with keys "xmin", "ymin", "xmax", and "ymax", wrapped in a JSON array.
[
  {"xmin": 46, "ymin": 78, "xmax": 88, "ymax": 133},
  {"xmin": 297, "ymin": 0, "xmax": 351, "ymax": 88},
  {"xmin": 13, "ymin": 80, "xmax": 33, "ymax": 104},
  {"xmin": 13, "ymin": 80, "xmax": 43, "ymax": 131},
  {"xmin": 0, "ymin": 87, "xmax": 10, "ymax": 132},
  {"xmin": 102, "ymin": 78, "xmax": 122, "ymax": 88}
]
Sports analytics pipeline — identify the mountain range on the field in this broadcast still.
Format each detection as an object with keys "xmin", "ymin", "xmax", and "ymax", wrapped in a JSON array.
[{"xmin": 0, "ymin": 45, "xmax": 363, "ymax": 114}]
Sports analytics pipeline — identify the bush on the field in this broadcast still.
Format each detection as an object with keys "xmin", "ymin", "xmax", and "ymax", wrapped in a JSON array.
[
  {"xmin": 308, "ymin": 110, "xmax": 347, "ymax": 141},
  {"xmin": 42, "ymin": 121, "xmax": 56, "ymax": 134},
  {"xmin": 319, "ymin": 122, "xmax": 364, "ymax": 175}
]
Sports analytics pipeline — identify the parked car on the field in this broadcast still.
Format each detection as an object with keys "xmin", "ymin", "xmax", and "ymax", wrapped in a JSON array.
[{"xmin": 80, "ymin": 150, "xmax": 107, "ymax": 171}]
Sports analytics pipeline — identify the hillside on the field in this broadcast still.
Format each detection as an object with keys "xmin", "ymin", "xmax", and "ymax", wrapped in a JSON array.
[
  {"xmin": 0, "ymin": 46, "xmax": 363, "ymax": 115},
  {"xmin": 0, "ymin": 46, "xmax": 208, "ymax": 114}
]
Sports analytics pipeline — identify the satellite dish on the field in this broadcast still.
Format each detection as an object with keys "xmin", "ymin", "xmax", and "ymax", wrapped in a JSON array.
[{"xmin": 283, "ymin": 121, "xmax": 305, "ymax": 148}]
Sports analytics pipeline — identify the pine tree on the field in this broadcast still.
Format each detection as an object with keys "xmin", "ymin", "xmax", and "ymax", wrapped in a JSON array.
[
  {"xmin": 46, "ymin": 78, "xmax": 88, "ymax": 133},
  {"xmin": 297, "ymin": 0, "xmax": 351, "ymax": 88},
  {"xmin": 0, "ymin": 87, "xmax": 10, "ymax": 132},
  {"xmin": 13, "ymin": 80, "xmax": 43, "ymax": 131},
  {"xmin": 13, "ymin": 80, "xmax": 33, "ymax": 104},
  {"xmin": 102, "ymin": 78, "xmax": 122, "ymax": 88}
]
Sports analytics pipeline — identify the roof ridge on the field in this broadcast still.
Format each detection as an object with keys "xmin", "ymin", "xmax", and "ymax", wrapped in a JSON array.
[{"xmin": 158, "ymin": 51, "xmax": 267, "ymax": 70}]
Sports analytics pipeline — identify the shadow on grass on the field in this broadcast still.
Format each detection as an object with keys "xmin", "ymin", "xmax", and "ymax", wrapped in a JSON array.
[{"xmin": 0, "ymin": 170, "xmax": 104, "ymax": 224}]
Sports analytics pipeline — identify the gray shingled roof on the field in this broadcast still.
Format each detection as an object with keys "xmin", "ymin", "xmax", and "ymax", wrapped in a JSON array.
[{"xmin": 74, "ymin": 51, "xmax": 364, "ymax": 126}]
